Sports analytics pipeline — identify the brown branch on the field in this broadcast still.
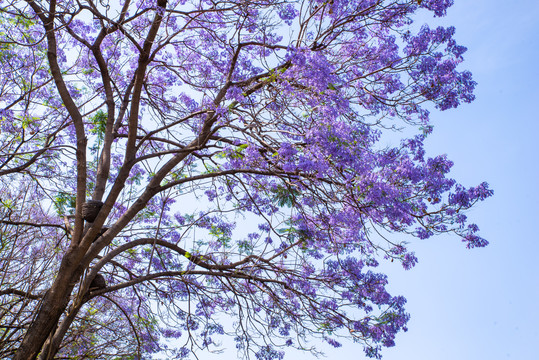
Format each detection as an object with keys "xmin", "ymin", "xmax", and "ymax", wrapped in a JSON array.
[
  {"xmin": 0, "ymin": 289, "xmax": 42, "ymax": 300},
  {"xmin": 0, "ymin": 220, "xmax": 64, "ymax": 230}
]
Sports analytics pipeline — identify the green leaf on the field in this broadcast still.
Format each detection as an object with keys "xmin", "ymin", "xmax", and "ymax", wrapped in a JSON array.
[{"xmin": 89, "ymin": 110, "xmax": 107, "ymax": 139}]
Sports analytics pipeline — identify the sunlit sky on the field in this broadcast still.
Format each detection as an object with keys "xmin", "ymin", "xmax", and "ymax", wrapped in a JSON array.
[{"xmin": 192, "ymin": 1, "xmax": 539, "ymax": 359}]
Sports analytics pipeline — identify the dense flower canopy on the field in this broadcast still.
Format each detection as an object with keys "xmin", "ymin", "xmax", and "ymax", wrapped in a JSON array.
[{"xmin": 0, "ymin": 0, "xmax": 491, "ymax": 359}]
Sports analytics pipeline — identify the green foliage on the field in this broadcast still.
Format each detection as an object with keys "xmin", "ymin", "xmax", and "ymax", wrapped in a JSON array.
[
  {"xmin": 53, "ymin": 192, "xmax": 76, "ymax": 216},
  {"xmin": 209, "ymin": 224, "xmax": 231, "ymax": 248},
  {"xmin": 89, "ymin": 110, "xmax": 107, "ymax": 140},
  {"xmin": 218, "ymin": 143, "xmax": 249, "ymax": 160},
  {"xmin": 270, "ymin": 185, "xmax": 300, "ymax": 208},
  {"xmin": 237, "ymin": 239, "xmax": 253, "ymax": 255},
  {"xmin": 1, "ymin": 198, "xmax": 14, "ymax": 210},
  {"xmin": 276, "ymin": 218, "xmax": 308, "ymax": 245}
]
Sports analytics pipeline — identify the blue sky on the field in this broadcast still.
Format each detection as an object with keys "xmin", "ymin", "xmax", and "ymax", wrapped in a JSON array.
[
  {"xmin": 194, "ymin": 1, "xmax": 539, "ymax": 359},
  {"xmin": 341, "ymin": 1, "xmax": 539, "ymax": 359}
]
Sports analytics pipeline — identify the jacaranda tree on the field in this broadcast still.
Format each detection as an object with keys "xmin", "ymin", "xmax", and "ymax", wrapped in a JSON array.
[{"xmin": 0, "ymin": 0, "xmax": 492, "ymax": 358}]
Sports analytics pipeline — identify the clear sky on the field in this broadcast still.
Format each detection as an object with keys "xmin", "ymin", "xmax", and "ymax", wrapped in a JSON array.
[
  {"xmin": 375, "ymin": 1, "xmax": 539, "ymax": 359},
  {"xmin": 194, "ymin": 1, "xmax": 539, "ymax": 359}
]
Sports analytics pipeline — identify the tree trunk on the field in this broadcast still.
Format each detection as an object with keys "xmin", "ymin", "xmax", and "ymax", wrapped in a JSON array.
[{"xmin": 13, "ymin": 251, "xmax": 81, "ymax": 360}]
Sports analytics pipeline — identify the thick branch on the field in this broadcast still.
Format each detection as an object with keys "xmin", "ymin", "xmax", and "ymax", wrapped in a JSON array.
[{"xmin": 0, "ymin": 289, "xmax": 42, "ymax": 300}]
